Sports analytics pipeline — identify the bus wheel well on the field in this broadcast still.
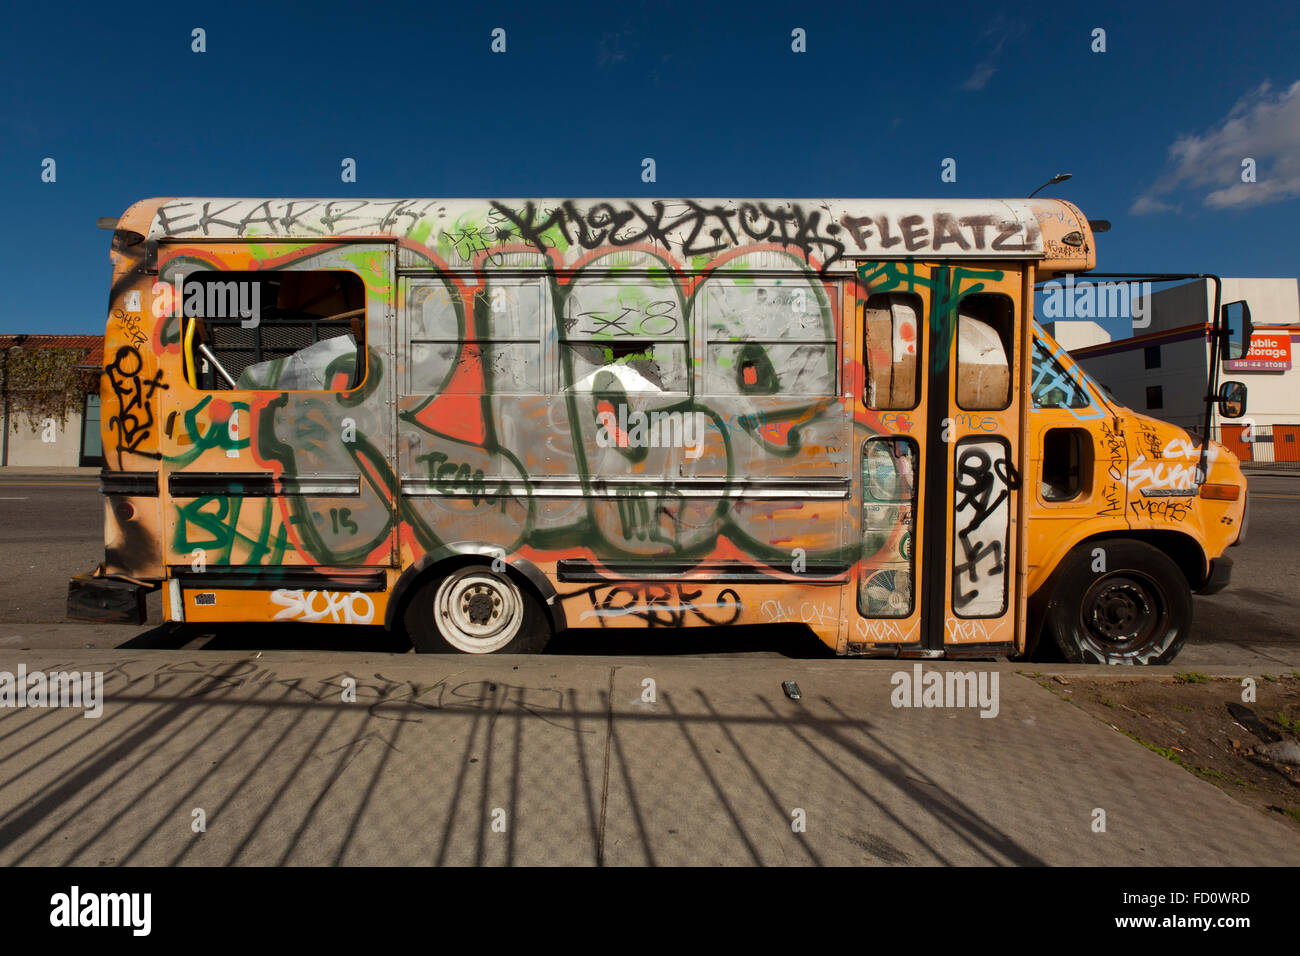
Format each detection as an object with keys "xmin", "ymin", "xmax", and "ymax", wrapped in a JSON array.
[
  {"xmin": 384, "ymin": 551, "xmax": 565, "ymax": 635},
  {"xmin": 1095, "ymin": 530, "xmax": 1208, "ymax": 592},
  {"xmin": 1025, "ymin": 530, "xmax": 1207, "ymax": 659}
]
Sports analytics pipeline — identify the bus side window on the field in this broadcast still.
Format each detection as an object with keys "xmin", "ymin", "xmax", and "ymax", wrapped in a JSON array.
[
  {"xmin": 701, "ymin": 278, "xmax": 836, "ymax": 396},
  {"xmin": 955, "ymin": 293, "xmax": 1014, "ymax": 411},
  {"xmin": 409, "ymin": 278, "xmax": 543, "ymax": 395},
  {"xmin": 178, "ymin": 270, "xmax": 366, "ymax": 391},
  {"xmin": 862, "ymin": 292, "xmax": 921, "ymax": 410},
  {"xmin": 1041, "ymin": 427, "xmax": 1091, "ymax": 501},
  {"xmin": 563, "ymin": 276, "xmax": 689, "ymax": 393}
]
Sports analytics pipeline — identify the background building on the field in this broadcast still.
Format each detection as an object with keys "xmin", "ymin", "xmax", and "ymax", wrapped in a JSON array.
[
  {"xmin": 0, "ymin": 334, "xmax": 103, "ymax": 468},
  {"xmin": 1062, "ymin": 278, "xmax": 1300, "ymax": 465}
]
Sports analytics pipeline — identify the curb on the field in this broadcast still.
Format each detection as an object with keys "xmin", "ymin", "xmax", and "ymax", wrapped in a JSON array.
[{"xmin": 0, "ymin": 468, "xmax": 100, "ymax": 478}]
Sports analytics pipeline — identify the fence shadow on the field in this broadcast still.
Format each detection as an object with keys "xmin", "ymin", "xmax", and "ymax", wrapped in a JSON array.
[
  {"xmin": 119, "ymin": 621, "xmax": 836, "ymax": 659},
  {"xmin": 0, "ymin": 660, "xmax": 1046, "ymax": 866}
]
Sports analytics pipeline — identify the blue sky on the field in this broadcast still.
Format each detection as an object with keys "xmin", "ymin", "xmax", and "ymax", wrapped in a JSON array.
[{"xmin": 2, "ymin": 0, "xmax": 1298, "ymax": 339}]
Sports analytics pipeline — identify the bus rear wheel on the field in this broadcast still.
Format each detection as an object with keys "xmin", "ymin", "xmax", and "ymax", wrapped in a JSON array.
[
  {"xmin": 404, "ymin": 564, "xmax": 551, "ymax": 654},
  {"xmin": 1046, "ymin": 540, "xmax": 1192, "ymax": 665}
]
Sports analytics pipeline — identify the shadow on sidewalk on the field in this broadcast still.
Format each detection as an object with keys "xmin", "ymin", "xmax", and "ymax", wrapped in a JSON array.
[
  {"xmin": 119, "ymin": 621, "xmax": 837, "ymax": 659},
  {"xmin": 0, "ymin": 660, "xmax": 1046, "ymax": 866}
]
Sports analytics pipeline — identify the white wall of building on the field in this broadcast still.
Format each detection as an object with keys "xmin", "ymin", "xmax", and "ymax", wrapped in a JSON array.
[
  {"xmin": 3, "ymin": 408, "xmax": 87, "ymax": 467},
  {"xmin": 1068, "ymin": 278, "xmax": 1300, "ymax": 432},
  {"xmin": 1211, "ymin": 279, "xmax": 1299, "ymax": 429},
  {"xmin": 1129, "ymin": 277, "xmax": 1298, "ymax": 333},
  {"xmin": 1218, "ymin": 339, "xmax": 1299, "ymax": 429},
  {"xmin": 1044, "ymin": 320, "xmax": 1110, "ymax": 350},
  {"xmin": 1074, "ymin": 336, "xmax": 1209, "ymax": 429},
  {"xmin": 1218, "ymin": 278, "xmax": 1298, "ymax": 328}
]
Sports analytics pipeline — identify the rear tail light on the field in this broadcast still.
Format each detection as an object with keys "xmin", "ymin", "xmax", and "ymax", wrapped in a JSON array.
[{"xmin": 1199, "ymin": 483, "xmax": 1240, "ymax": 501}]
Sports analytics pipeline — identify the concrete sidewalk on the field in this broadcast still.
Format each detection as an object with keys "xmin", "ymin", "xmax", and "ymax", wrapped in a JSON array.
[
  {"xmin": 0, "ymin": 466, "xmax": 100, "ymax": 479},
  {"xmin": 1242, "ymin": 467, "xmax": 1300, "ymax": 478},
  {"xmin": 0, "ymin": 651, "xmax": 1296, "ymax": 866}
]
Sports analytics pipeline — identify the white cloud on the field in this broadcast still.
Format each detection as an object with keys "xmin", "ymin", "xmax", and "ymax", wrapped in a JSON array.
[
  {"xmin": 962, "ymin": 16, "xmax": 1024, "ymax": 91},
  {"xmin": 963, "ymin": 60, "xmax": 998, "ymax": 92},
  {"xmin": 1132, "ymin": 79, "xmax": 1300, "ymax": 214},
  {"xmin": 1129, "ymin": 195, "xmax": 1179, "ymax": 215}
]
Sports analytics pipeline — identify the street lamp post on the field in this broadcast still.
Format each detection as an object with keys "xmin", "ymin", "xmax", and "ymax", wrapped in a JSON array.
[{"xmin": 1029, "ymin": 173, "xmax": 1073, "ymax": 198}]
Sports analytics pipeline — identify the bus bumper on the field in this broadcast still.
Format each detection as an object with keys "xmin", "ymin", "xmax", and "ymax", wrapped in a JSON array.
[
  {"xmin": 67, "ymin": 572, "xmax": 154, "ymax": 625},
  {"xmin": 1196, "ymin": 555, "xmax": 1233, "ymax": 596}
]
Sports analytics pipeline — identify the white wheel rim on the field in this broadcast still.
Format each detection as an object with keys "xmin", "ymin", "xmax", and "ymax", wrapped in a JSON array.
[{"xmin": 433, "ymin": 567, "xmax": 524, "ymax": 653}]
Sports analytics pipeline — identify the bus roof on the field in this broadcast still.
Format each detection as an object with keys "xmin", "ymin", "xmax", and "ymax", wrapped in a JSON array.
[{"xmin": 121, "ymin": 197, "xmax": 1097, "ymax": 274}]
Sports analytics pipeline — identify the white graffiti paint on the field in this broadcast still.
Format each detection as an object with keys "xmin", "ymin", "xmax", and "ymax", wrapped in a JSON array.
[
  {"xmin": 944, "ymin": 617, "xmax": 993, "ymax": 643},
  {"xmin": 1162, "ymin": 437, "xmax": 1204, "ymax": 460},
  {"xmin": 271, "ymin": 589, "xmax": 376, "ymax": 625},
  {"xmin": 1126, "ymin": 428, "xmax": 1220, "ymax": 492},
  {"xmin": 759, "ymin": 598, "xmax": 839, "ymax": 628},
  {"xmin": 1126, "ymin": 457, "xmax": 1195, "ymax": 491},
  {"xmin": 799, "ymin": 601, "xmax": 837, "ymax": 626},
  {"xmin": 1127, "ymin": 449, "xmax": 1218, "ymax": 491},
  {"xmin": 760, "ymin": 599, "xmax": 793, "ymax": 623},
  {"xmin": 854, "ymin": 618, "xmax": 909, "ymax": 642}
]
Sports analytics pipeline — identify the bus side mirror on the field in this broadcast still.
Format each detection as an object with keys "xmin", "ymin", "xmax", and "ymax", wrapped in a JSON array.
[
  {"xmin": 1220, "ymin": 300, "xmax": 1253, "ymax": 360},
  {"xmin": 1217, "ymin": 381, "xmax": 1247, "ymax": 419}
]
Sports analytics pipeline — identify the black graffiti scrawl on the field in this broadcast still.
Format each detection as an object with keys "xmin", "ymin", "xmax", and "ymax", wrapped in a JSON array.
[
  {"xmin": 952, "ymin": 442, "xmax": 1013, "ymax": 614},
  {"xmin": 106, "ymin": 345, "xmax": 168, "ymax": 466},
  {"xmin": 150, "ymin": 198, "xmax": 1044, "ymax": 274}
]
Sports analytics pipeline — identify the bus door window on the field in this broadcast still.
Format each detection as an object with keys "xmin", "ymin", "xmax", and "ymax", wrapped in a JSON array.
[
  {"xmin": 954, "ymin": 294, "xmax": 1014, "ymax": 410},
  {"xmin": 860, "ymin": 436, "xmax": 918, "ymax": 617},
  {"xmin": 862, "ymin": 292, "xmax": 922, "ymax": 410}
]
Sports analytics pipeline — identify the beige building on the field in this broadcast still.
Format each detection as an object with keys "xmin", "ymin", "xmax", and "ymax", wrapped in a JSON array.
[{"xmin": 1, "ymin": 334, "xmax": 104, "ymax": 468}]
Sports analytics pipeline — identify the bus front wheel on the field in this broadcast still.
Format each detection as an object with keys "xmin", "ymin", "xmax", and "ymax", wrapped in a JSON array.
[
  {"xmin": 404, "ymin": 564, "xmax": 551, "ymax": 654},
  {"xmin": 1046, "ymin": 540, "xmax": 1192, "ymax": 665}
]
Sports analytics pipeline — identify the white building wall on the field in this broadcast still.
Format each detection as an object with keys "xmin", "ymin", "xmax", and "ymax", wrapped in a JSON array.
[
  {"xmin": 1213, "ymin": 279, "xmax": 1299, "ymax": 430},
  {"xmin": 3, "ymin": 409, "xmax": 86, "ymax": 467},
  {"xmin": 1073, "ymin": 337, "xmax": 1208, "ymax": 430},
  {"xmin": 1130, "ymin": 277, "xmax": 1298, "ymax": 333},
  {"xmin": 1218, "ymin": 278, "xmax": 1298, "ymax": 328},
  {"xmin": 1070, "ymin": 278, "xmax": 1300, "ymax": 433},
  {"xmin": 1044, "ymin": 320, "xmax": 1110, "ymax": 350}
]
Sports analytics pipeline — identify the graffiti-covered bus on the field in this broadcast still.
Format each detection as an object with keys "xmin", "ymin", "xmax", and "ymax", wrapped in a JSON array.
[{"xmin": 68, "ymin": 197, "xmax": 1252, "ymax": 664}]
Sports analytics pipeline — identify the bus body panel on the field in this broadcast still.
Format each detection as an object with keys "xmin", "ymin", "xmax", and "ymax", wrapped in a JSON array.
[{"xmin": 72, "ymin": 197, "xmax": 1245, "ymax": 661}]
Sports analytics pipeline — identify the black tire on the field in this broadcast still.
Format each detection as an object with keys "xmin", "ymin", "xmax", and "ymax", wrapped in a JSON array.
[
  {"xmin": 403, "ymin": 564, "xmax": 551, "ymax": 654},
  {"xmin": 1046, "ymin": 540, "xmax": 1192, "ymax": 665}
]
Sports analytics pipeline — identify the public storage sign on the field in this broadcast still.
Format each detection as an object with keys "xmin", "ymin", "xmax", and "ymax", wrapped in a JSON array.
[{"xmin": 1225, "ymin": 332, "xmax": 1293, "ymax": 371}]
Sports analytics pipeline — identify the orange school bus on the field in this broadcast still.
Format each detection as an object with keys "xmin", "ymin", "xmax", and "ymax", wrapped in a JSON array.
[{"xmin": 68, "ymin": 197, "xmax": 1251, "ymax": 664}]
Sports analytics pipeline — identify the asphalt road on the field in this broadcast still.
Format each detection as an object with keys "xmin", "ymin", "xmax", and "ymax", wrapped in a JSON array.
[{"xmin": 0, "ymin": 473, "xmax": 1296, "ymax": 664}]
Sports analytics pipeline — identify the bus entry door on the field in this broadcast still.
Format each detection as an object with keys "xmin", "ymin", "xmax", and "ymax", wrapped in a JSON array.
[{"xmin": 849, "ymin": 261, "xmax": 1027, "ymax": 657}]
